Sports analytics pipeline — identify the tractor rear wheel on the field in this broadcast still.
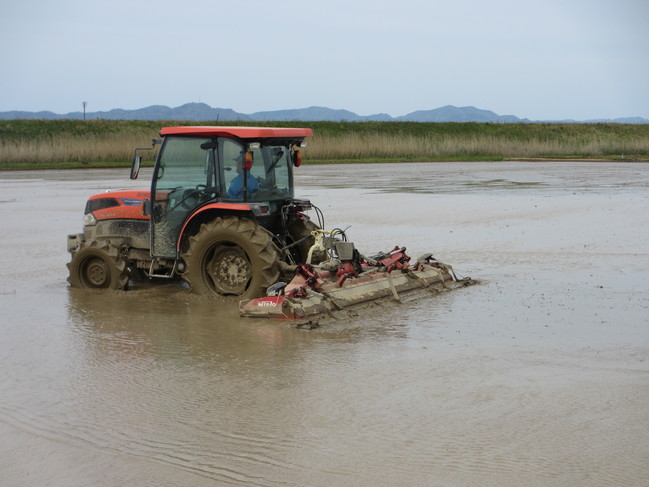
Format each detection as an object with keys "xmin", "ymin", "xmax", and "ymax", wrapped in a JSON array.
[
  {"xmin": 182, "ymin": 216, "xmax": 280, "ymax": 298},
  {"xmin": 67, "ymin": 240, "xmax": 129, "ymax": 290}
]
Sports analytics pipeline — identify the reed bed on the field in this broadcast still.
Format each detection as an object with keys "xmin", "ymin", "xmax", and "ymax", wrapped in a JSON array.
[
  {"xmin": 307, "ymin": 130, "xmax": 649, "ymax": 161},
  {"xmin": 1, "ymin": 120, "xmax": 648, "ymax": 168},
  {"xmin": 0, "ymin": 132, "xmax": 159, "ymax": 165}
]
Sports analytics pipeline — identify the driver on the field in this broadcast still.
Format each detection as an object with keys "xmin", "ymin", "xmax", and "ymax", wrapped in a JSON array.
[{"xmin": 227, "ymin": 152, "xmax": 259, "ymax": 199}]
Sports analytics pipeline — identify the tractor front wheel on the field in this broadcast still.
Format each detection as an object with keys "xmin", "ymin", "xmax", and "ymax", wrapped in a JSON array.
[
  {"xmin": 67, "ymin": 240, "xmax": 129, "ymax": 290},
  {"xmin": 181, "ymin": 217, "xmax": 280, "ymax": 298}
]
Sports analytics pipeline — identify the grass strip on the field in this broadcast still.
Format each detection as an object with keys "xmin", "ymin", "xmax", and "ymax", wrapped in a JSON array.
[{"xmin": 2, "ymin": 119, "xmax": 648, "ymax": 170}]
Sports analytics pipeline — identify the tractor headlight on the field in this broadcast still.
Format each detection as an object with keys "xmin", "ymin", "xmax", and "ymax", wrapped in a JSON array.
[{"xmin": 83, "ymin": 212, "xmax": 97, "ymax": 226}]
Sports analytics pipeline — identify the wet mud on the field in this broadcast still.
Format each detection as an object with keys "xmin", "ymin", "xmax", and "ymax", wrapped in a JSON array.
[{"xmin": 1, "ymin": 162, "xmax": 648, "ymax": 486}]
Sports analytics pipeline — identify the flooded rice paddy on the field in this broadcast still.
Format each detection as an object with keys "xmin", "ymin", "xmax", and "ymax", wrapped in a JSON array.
[{"xmin": 1, "ymin": 161, "xmax": 648, "ymax": 486}]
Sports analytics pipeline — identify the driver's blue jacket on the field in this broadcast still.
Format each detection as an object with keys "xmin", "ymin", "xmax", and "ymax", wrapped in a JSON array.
[{"xmin": 227, "ymin": 173, "xmax": 259, "ymax": 199}]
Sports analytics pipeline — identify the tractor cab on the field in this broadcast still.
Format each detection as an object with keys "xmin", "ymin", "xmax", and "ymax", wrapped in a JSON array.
[{"xmin": 131, "ymin": 126, "xmax": 311, "ymax": 259}]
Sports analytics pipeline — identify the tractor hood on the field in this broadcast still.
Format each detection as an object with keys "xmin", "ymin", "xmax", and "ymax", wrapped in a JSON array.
[{"xmin": 84, "ymin": 190, "xmax": 150, "ymax": 222}]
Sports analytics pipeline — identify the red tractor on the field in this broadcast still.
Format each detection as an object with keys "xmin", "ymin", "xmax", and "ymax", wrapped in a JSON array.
[{"xmin": 67, "ymin": 126, "xmax": 320, "ymax": 298}]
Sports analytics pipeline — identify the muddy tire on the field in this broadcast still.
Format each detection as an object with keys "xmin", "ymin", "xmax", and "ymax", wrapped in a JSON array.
[
  {"xmin": 182, "ymin": 216, "xmax": 280, "ymax": 298},
  {"xmin": 67, "ymin": 240, "xmax": 129, "ymax": 290}
]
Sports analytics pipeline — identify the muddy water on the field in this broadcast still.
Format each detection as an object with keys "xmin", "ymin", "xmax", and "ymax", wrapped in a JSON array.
[{"xmin": 1, "ymin": 162, "xmax": 648, "ymax": 486}]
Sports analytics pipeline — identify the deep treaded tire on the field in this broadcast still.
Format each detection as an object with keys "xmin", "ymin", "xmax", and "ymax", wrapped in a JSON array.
[
  {"xmin": 67, "ymin": 239, "xmax": 129, "ymax": 290},
  {"xmin": 182, "ymin": 216, "xmax": 280, "ymax": 298}
]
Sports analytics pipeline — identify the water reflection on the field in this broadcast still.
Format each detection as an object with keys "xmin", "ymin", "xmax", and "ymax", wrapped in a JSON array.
[
  {"xmin": 66, "ymin": 286, "xmax": 305, "ymax": 364},
  {"xmin": 64, "ymin": 282, "xmax": 442, "ymax": 366}
]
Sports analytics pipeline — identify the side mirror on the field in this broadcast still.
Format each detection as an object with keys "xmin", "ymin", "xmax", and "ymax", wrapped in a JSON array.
[
  {"xmin": 131, "ymin": 138, "xmax": 161, "ymax": 179},
  {"xmin": 293, "ymin": 150, "xmax": 302, "ymax": 167},
  {"xmin": 130, "ymin": 155, "xmax": 142, "ymax": 180}
]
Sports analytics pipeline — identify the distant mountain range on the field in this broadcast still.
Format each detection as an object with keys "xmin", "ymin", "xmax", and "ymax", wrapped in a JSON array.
[{"xmin": 1, "ymin": 103, "xmax": 647, "ymax": 124}]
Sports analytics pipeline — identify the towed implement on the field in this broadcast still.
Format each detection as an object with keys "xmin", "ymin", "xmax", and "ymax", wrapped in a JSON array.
[
  {"xmin": 67, "ymin": 126, "xmax": 474, "ymax": 319},
  {"xmin": 240, "ymin": 239, "xmax": 474, "ymax": 319}
]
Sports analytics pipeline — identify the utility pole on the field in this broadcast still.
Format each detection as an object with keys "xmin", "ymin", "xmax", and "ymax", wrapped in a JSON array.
[{"xmin": 82, "ymin": 101, "xmax": 87, "ymax": 121}]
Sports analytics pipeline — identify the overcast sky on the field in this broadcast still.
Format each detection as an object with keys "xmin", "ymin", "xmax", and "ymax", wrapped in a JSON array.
[{"xmin": 1, "ymin": 0, "xmax": 648, "ymax": 120}]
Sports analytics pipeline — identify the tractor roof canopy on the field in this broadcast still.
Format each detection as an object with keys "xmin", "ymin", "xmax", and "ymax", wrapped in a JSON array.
[{"xmin": 159, "ymin": 126, "xmax": 313, "ymax": 140}]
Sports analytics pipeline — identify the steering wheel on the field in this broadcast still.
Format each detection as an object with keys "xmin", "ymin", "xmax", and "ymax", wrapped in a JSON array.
[{"xmin": 180, "ymin": 184, "xmax": 208, "ymax": 209}]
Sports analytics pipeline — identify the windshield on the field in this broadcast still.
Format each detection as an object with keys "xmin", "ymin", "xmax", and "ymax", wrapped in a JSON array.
[
  {"xmin": 155, "ymin": 136, "xmax": 216, "ymax": 190},
  {"xmin": 221, "ymin": 138, "xmax": 293, "ymax": 202},
  {"xmin": 153, "ymin": 135, "xmax": 295, "ymax": 200}
]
